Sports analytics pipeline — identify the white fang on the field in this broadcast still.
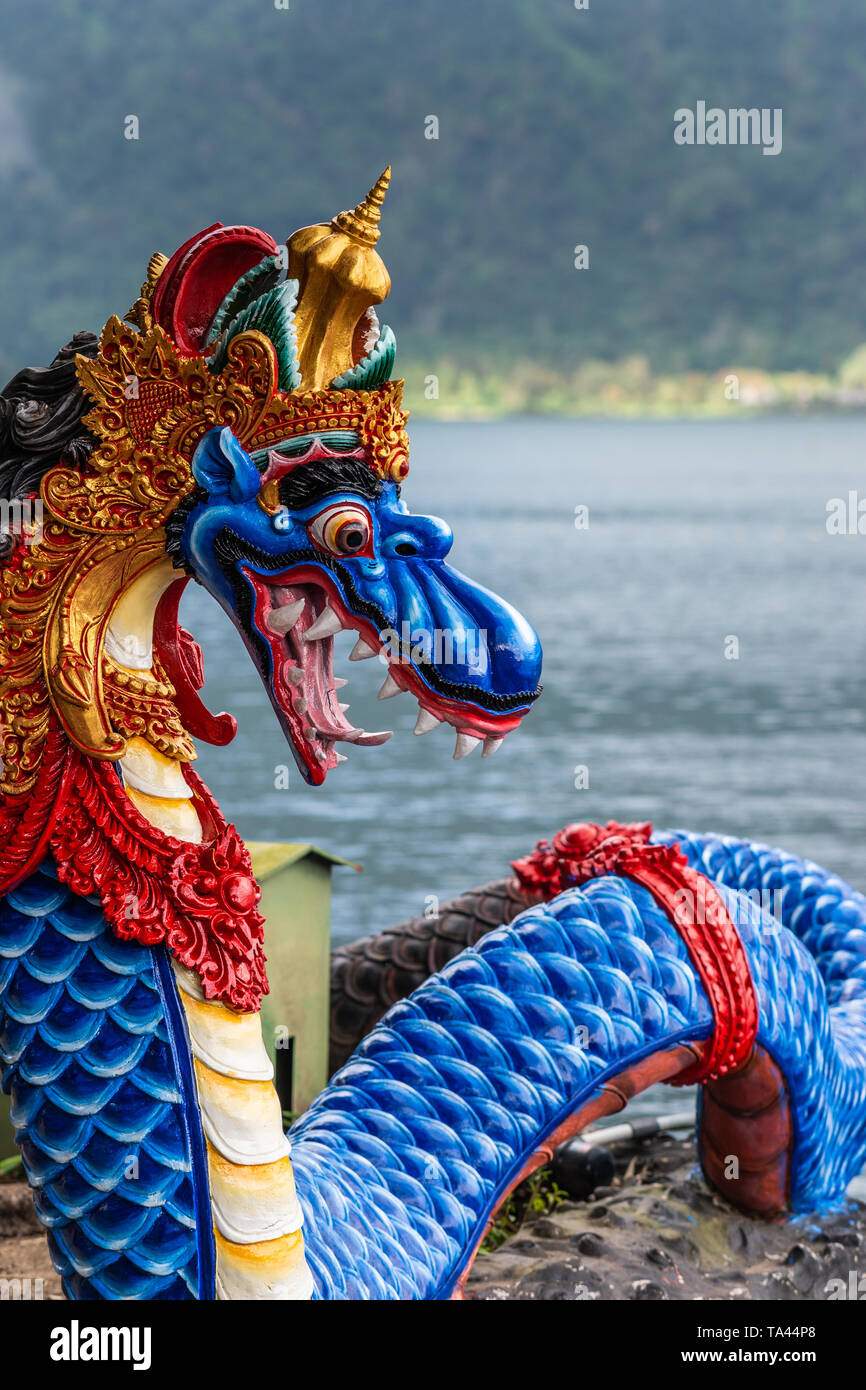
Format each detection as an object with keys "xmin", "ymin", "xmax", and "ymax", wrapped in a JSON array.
[
  {"xmin": 453, "ymin": 731, "xmax": 482, "ymax": 760},
  {"xmin": 303, "ymin": 605, "xmax": 343, "ymax": 641},
  {"xmin": 268, "ymin": 599, "xmax": 305, "ymax": 634},
  {"xmin": 349, "ymin": 636, "xmax": 378, "ymax": 661}
]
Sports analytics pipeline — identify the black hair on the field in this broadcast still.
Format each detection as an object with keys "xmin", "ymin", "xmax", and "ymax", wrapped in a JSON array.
[
  {"xmin": 0, "ymin": 331, "xmax": 98, "ymax": 502},
  {"xmin": 277, "ymin": 455, "xmax": 383, "ymax": 510}
]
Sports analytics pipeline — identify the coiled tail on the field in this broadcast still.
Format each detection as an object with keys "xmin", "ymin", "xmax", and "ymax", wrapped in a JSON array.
[{"xmin": 290, "ymin": 837, "xmax": 866, "ymax": 1299}]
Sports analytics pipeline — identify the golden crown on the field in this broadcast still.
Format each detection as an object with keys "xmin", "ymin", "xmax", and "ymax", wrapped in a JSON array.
[{"xmin": 62, "ymin": 168, "xmax": 410, "ymax": 539}]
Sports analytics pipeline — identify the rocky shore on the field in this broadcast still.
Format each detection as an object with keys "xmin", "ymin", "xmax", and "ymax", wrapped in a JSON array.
[{"xmin": 465, "ymin": 1134, "xmax": 866, "ymax": 1301}]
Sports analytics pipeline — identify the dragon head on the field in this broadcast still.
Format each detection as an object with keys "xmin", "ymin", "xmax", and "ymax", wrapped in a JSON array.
[
  {"xmin": 170, "ymin": 423, "xmax": 540, "ymax": 783},
  {"xmin": 0, "ymin": 170, "xmax": 541, "ymax": 800}
]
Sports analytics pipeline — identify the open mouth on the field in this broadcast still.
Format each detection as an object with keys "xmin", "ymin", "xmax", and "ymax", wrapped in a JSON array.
[{"xmin": 242, "ymin": 564, "xmax": 534, "ymax": 785}]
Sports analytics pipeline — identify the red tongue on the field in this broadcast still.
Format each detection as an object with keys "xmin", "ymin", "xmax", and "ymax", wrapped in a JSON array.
[
  {"xmin": 298, "ymin": 643, "xmax": 346, "ymax": 737},
  {"xmin": 272, "ymin": 584, "xmax": 360, "ymax": 741}
]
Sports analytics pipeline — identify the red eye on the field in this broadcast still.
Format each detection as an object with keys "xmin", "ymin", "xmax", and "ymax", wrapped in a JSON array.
[{"xmin": 308, "ymin": 505, "xmax": 374, "ymax": 557}]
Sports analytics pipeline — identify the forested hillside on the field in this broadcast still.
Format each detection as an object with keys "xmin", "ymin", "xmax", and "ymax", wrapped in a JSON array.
[{"xmin": 1, "ymin": 0, "xmax": 865, "ymax": 383}]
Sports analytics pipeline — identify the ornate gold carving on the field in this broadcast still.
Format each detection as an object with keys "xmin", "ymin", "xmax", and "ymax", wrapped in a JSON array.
[
  {"xmin": 246, "ymin": 377, "xmax": 409, "ymax": 481},
  {"xmin": 358, "ymin": 380, "xmax": 411, "ymax": 482},
  {"xmin": 71, "ymin": 315, "xmax": 409, "ymax": 492},
  {"xmin": 42, "ymin": 537, "xmax": 167, "ymax": 760},
  {"xmin": 124, "ymin": 250, "xmax": 169, "ymax": 334},
  {"xmin": 1, "ymin": 525, "xmax": 72, "ymax": 795},
  {"xmin": 102, "ymin": 649, "xmax": 196, "ymax": 762}
]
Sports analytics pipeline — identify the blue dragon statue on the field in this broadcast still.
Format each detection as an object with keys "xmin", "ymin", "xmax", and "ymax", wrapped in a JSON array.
[{"xmin": 0, "ymin": 171, "xmax": 864, "ymax": 1301}]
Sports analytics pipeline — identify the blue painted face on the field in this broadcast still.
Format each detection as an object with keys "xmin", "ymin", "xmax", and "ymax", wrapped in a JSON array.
[{"xmin": 172, "ymin": 426, "xmax": 542, "ymax": 784}]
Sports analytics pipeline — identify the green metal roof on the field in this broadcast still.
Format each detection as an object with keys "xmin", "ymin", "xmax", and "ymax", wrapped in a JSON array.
[{"xmin": 246, "ymin": 841, "xmax": 361, "ymax": 879}]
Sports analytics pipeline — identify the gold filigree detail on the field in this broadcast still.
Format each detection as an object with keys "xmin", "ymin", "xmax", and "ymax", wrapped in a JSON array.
[
  {"xmin": 42, "ymin": 535, "xmax": 167, "ymax": 760},
  {"xmin": 1, "ymin": 526, "xmax": 73, "ymax": 795},
  {"xmin": 124, "ymin": 250, "xmax": 169, "ymax": 334},
  {"xmin": 102, "ymin": 651, "xmax": 195, "ymax": 762},
  {"xmin": 71, "ymin": 315, "xmax": 409, "ymax": 499}
]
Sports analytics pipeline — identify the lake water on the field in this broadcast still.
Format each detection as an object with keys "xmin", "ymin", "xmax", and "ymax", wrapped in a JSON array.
[{"xmin": 185, "ymin": 416, "xmax": 866, "ymax": 1126}]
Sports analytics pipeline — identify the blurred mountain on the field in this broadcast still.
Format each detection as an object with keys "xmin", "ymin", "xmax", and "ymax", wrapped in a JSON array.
[{"xmin": 1, "ymin": 0, "xmax": 864, "ymax": 383}]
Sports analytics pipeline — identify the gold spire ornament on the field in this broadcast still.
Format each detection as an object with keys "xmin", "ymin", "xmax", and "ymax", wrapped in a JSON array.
[
  {"xmin": 332, "ymin": 166, "xmax": 391, "ymax": 246},
  {"xmin": 288, "ymin": 168, "xmax": 393, "ymax": 389}
]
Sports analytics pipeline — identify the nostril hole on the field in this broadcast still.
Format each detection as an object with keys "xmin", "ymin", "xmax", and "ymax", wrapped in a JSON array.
[{"xmin": 394, "ymin": 542, "xmax": 417, "ymax": 556}]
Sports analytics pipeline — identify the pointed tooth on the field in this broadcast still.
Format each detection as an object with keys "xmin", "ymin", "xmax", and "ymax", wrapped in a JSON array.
[
  {"xmin": 414, "ymin": 707, "xmax": 441, "ymax": 736},
  {"xmin": 349, "ymin": 637, "xmax": 378, "ymax": 661},
  {"xmin": 335, "ymin": 752, "xmax": 348, "ymax": 763},
  {"xmin": 453, "ymin": 731, "xmax": 482, "ymax": 760},
  {"xmin": 378, "ymin": 672, "xmax": 401, "ymax": 700},
  {"xmin": 339, "ymin": 702, "xmax": 350, "ymax": 712},
  {"xmin": 482, "ymin": 736, "xmax": 504, "ymax": 758},
  {"xmin": 351, "ymin": 730, "xmax": 393, "ymax": 746},
  {"xmin": 268, "ymin": 598, "xmax": 305, "ymax": 634},
  {"xmin": 303, "ymin": 604, "xmax": 343, "ymax": 641},
  {"xmin": 333, "ymin": 677, "xmax": 348, "ymax": 689}
]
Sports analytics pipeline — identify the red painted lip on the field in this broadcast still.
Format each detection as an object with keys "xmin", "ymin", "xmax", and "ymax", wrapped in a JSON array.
[{"xmin": 242, "ymin": 563, "xmax": 532, "ymax": 781}]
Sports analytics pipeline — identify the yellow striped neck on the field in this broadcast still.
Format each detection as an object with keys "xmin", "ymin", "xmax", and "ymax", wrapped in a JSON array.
[
  {"xmin": 104, "ymin": 559, "xmax": 201, "ymax": 839},
  {"xmin": 106, "ymin": 559, "xmax": 312, "ymax": 1299}
]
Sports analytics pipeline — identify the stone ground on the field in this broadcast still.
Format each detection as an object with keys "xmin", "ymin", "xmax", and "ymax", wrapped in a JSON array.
[
  {"xmin": 465, "ymin": 1135, "xmax": 866, "ymax": 1301},
  {"xmin": 0, "ymin": 1177, "xmax": 63, "ymax": 1299},
  {"xmin": 1, "ymin": 1136, "xmax": 864, "ymax": 1302}
]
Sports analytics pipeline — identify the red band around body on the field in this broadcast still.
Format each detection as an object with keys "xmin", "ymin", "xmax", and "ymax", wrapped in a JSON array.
[{"xmin": 511, "ymin": 821, "xmax": 758, "ymax": 1083}]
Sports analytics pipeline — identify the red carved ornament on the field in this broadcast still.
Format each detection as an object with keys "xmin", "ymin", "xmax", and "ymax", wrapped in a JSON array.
[
  {"xmin": 512, "ymin": 820, "xmax": 758, "ymax": 1084},
  {"xmin": 0, "ymin": 717, "xmax": 268, "ymax": 1013}
]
